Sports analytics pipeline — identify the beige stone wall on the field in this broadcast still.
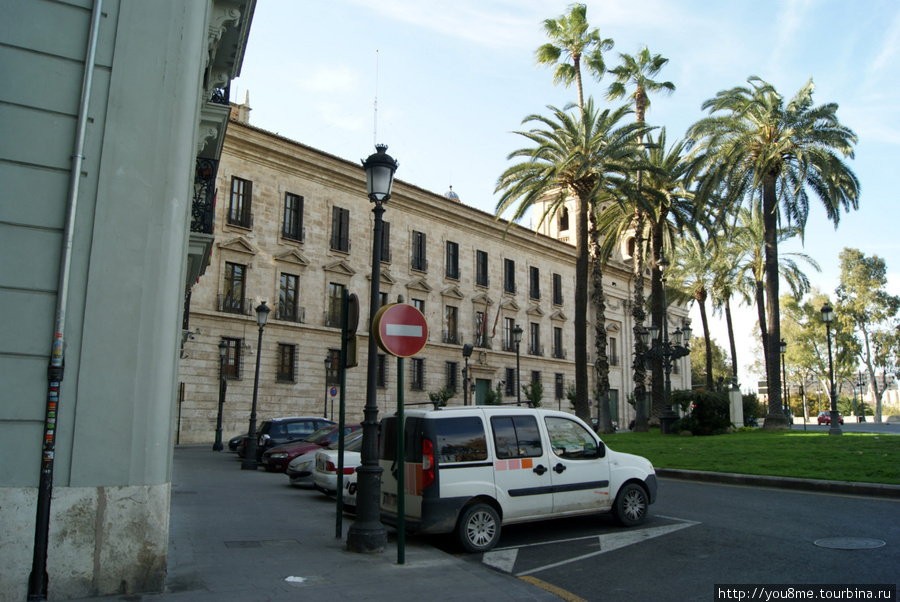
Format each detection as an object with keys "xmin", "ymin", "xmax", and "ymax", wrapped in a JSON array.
[{"xmin": 177, "ymin": 119, "xmax": 690, "ymax": 443}]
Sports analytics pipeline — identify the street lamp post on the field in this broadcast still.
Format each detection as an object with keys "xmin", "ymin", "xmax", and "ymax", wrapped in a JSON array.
[
  {"xmin": 513, "ymin": 324, "xmax": 523, "ymax": 406},
  {"xmin": 462, "ymin": 343, "xmax": 473, "ymax": 405},
  {"xmin": 242, "ymin": 301, "xmax": 271, "ymax": 469},
  {"xmin": 820, "ymin": 303, "xmax": 842, "ymax": 436},
  {"xmin": 857, "ymin": 370, "xmax": 867, "ymax": 422},
  {"xmin": 348, "ymin": 144, "xmax": 397, "ymax": 554},
  {"xmin": 638, "ymin": 253, "xmax": 691, "ymax": 434},
  {"xmin": 213, "ymin": 340, "xmax": 227, "ymax": 451},
  {"xmin": 780, "ymin": 339, "xmax": 790, "ymax": 424}
]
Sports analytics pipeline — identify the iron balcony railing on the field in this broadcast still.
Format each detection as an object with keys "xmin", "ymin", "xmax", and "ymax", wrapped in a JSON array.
[
  {"xmin": 191, "ymin": 158, "xmax": 218, "ymax": 234},
  {"xmin": 217, "ymin": 294, "xmax": 250, "ymax": 316},
  {"xmin": 275, "ymin": 303, "xmax": 306, "ymax": 324}
]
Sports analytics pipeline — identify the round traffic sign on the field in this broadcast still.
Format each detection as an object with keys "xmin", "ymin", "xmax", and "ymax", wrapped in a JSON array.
[
  {"xmin": 373, "ymin": 303, "xmax": 428, "ymax": 357},
  {"xmin": 330, "ymin": 387, "xmax": 338, "ymax": 397}
]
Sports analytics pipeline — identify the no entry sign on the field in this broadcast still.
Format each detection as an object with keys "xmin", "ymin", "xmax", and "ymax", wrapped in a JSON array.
[{"xmin": 373, "ymin": 303, "xmax": 428, "ymax": 357}]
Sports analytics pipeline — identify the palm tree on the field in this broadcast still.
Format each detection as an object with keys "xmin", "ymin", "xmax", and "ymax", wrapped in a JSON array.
[
  {"xmin": 495, "ymin": 100, "xmax": 646, "ymax": 424},
  {"xmin": 688, "ymin": 77, "xmax": 859, "ymax": 429},
  {"xmin": 605, "ymin": 47, "xmax": 675, "ymax": 428},
  {"xmin": 535, "ymin": 3, "xmax": 613, "ymax": 109},
  {"xmin": 728, "ymin": 202, "xmax": 819, "ymax": 383}
]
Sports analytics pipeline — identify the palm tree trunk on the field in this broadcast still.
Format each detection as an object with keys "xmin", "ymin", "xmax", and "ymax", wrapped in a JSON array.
[
  {"xmin": 631, "ymin": 213, "xmax": 649, "ymax": 432},
  {"xmin": 755, "ymin": 280, "xmax": 768, "ymax": 374},
  {"xmin": 698, "ymin": 291, "xmax": 713, "ymax": 390},
  {"xmin": 573, "ymin": 192, "xmax": 590, "ymax": 424},
  {"xmin": 762, "ymin": 175, "xmax": 786, "ymax": 429},
  {"xmin": 590, "ymin": 210, "xmax": 613, "ymax": 432},
  {"xmin": 724, "ymin": 295, "xmax": 738, "ymax": 386},
  {"xmin": 649, "ymin": 218, "xmax": 665, "ymax": 423}
]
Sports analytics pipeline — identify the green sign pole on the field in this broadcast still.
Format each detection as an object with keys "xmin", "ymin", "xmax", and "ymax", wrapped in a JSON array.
[{"xmin": 335, "ymin": 290, "xmax": 349, "ymax": 538}]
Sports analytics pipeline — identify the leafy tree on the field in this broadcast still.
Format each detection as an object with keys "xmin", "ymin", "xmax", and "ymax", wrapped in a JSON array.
[
  {"xmin": 689, "ymin": 336, "xmax": 732, "ymax": 390},
  {"xmin": 688, "ymin": 77, "xmax": 860, "ymax": 429},
  {"xmin": 495, "ymin": 100, "xmax": 647, "ymax": 424},
  {"xmin": 836, "ymin": 248, "xmax": 900, "ymax": 422}
]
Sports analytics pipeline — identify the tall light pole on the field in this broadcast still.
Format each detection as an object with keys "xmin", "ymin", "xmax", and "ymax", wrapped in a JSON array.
[
  {"xmin": 348, "ymin": 144, "xmax": 397, "ymax": 554},
  {"xmin": 213, "ymin": 340, "xmax": 227, "ymax": 451},
  {"xmin": 780, "ymin": 339, "xmax": 790, "ymax": 424},
  {"xmin": 324, "ymin": 356, "xmax": 331, "ymax": 418},
  {"xmin": 241, "ymin": 301, "xmax": 270, "ymax": 469},
  {"xmin": 462, "ymin": 343, "xmax": 473, "ymax": 405},
  {"xmin": 857, "ymin": 370, "xmax": 867, "ymax": 422},
  {"xmin": 638, "ymin": 253, "xmax": 691, "ymax": 434},
  {"xmin": 821, "ymin": 303, "xmax": 842, "ymax": 436},
  {"xmin": 513, "ymin": 324, "xmax": 523, "ymax": 406}
]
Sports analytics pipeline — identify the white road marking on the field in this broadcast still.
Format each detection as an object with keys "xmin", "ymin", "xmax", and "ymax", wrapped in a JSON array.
[
  {"xmin": 482, "ymin": 548, "xmax": 519, "ymax": 573},
  {"xmin": 513, "ymin": 520, "xmax": 701, "ymax": 577}
]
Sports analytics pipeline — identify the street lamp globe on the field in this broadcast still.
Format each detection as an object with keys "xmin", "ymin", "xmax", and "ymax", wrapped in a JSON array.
[
  {"xmin": 821, "ymin": 303, "xmax": 834, "ymax": 324},
  {"xmin": 256, "ymin": 300, "xmax": 270, "ymax": 327},
  {"xmin": 362, "ymin": 144, "xmax": 398, "ymax": 204}
]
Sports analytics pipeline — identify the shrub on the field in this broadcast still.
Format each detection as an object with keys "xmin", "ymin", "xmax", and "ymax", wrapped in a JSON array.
[
  {"xmin": 483, "ymin": 383, "xmax": 504, "ymax": 406},
  {"xmin": 428, "ymin": 387, "xmax": 455, "ymax": 408},
  {"xmin": 523, "ymin": 381, "xmax": 544, "ymax": 408},
  {"xmin": 672, "ymin": 390, "xmax": 732, "ymax": 436}
]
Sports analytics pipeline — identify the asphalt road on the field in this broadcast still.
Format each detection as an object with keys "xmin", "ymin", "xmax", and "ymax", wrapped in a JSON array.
[{"xmin": 436, "ymin": 478, "xmax": 900, "ymax": 601}]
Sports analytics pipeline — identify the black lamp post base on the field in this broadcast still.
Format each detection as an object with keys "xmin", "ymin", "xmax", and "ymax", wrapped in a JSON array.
[
  {"xmin": 660, "ymin": 410, "xmax": 678, "ymax": 434},
  {"xmin": 212, "ymin": 442, "xmax": 223, "ymax": 452},
  {"xmin": 346, "ymin": 522, "xmax": 387, "ymax": 553}
]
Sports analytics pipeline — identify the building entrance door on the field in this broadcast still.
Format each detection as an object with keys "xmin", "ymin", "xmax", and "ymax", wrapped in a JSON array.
[{"xmin": 475, "ymin": 379, "xmax": 492, "ymax": 405}]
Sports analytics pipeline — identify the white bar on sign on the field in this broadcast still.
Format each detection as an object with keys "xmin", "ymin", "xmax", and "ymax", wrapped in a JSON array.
[{"xmin": 386, "ymin": 324, "xmax": 422, "ymax": 338}]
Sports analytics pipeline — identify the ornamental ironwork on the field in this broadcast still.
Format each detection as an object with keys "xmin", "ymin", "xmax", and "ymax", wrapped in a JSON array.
[{"xmin": 192, "ymin": 157, "xmax": 218, "ymax": 234}]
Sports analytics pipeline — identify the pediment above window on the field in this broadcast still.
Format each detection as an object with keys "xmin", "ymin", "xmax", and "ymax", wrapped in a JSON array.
[
  {"xmin": 323, "ymin": 259, "xmax": 356, "ymax": 276},
  {"xmin": 500, "ymin": 299, "xmax": 520, "ymax": 312},
  {"xmin": 406, "ymin": 277, "xmax": 432, "ymax": 293},
  {"xmin": 441, "ymin": 285, "xmax": 464, "ymax": 300},
  {"xmin": 471, "ymin": 293, "xmax": 494, "ymax": 307},
  {"xmin": 526, "ymin": 304, "xmax": 544, "ymax": 317},
  {"xmin": 274, "ymin": 249, "xmax": 310, "ymax": 267},
  {"xmin": 217, "ymin": 236, "xmax": 257, "ymax": 255},
  {"xmin": 550, "ymin": 310, "xmax": 568, "ymax": 322},
  {"xmin": 368, "ymin": 268, "xmax": 396, "ymax": 286}
]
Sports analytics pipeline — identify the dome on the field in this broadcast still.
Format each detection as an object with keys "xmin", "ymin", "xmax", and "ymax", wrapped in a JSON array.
[{"xmin": 444, "ymin": 185, "xmax": 460, "ymax": 202}]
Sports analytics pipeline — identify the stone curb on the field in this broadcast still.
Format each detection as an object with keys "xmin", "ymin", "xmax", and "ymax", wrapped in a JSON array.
[{"xmin": 657, "ymin": 468, "xmax": 900, "ymax": 499}]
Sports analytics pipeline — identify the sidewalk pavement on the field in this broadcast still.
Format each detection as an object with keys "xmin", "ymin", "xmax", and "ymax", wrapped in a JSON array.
[{"xmin": 73, "ymin": 445, "xmax": 561, "ymax": 601}]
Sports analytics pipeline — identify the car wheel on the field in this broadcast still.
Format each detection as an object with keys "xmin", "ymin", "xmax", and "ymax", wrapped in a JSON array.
[
  {"xmin": 456, "ymin": 503, "xmax": 500, "ymax": 553},
  {"xmin": 613, "ymin": 483, "xmax": 648, "ymax": 527}
]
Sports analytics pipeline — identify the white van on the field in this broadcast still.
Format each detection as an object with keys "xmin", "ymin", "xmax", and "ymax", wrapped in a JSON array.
[{"xmin": 378, "ymin": 406, "xmax": 657, "ymax": 553}]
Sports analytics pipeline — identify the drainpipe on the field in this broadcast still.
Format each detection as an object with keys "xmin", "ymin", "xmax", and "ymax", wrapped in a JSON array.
[{"xmin": 28, "ymin": 1, "xmax": 103, "ymax": 598}]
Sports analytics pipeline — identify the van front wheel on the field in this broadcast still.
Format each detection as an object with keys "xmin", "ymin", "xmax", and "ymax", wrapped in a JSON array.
[
  {"xmin": 457, "ymin": 503, "xmax": 500, "ymax": 553},
  {"xmin": 613, "ymin": 483, "xmax": 648, "ymax": 527}
]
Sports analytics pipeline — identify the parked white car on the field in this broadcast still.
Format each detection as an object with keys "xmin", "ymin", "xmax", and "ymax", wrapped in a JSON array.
[
  {"xmin": 313, "ymin": 430, "xmax": 364, "ymax": 493},
  {"xmin": 379, "ymin": 407, "xmax": 657, "ymax": 553}
]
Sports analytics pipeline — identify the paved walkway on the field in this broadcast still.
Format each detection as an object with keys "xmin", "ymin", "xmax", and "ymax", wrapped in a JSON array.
[{"xmin": 73, "ymin": 445, "xmax": 560, "ymax": 601}]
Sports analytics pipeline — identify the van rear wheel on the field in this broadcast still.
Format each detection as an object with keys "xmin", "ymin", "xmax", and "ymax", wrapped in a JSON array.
[{"xmin": 456, "ymin": 503, "xmax": 500, "ymax": 553}]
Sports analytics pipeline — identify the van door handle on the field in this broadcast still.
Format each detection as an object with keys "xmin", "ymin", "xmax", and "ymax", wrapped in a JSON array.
[
  {"xmin": 554, "ymin": 463, "xmax": 566, "ymax": 474},
  {"xmin": 533, "ymin": 464, "xmax": 547, "ymax": 476}
]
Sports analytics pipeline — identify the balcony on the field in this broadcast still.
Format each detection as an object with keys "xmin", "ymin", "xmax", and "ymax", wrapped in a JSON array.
[
  {"xmin": 275, "ymin": 303, "xmax": 306, "ymax": 324},
  {"xmin": 412, "ymin": 257, "xmax": 428, "ymax": 272},
  {"xmin": 217, "ymin": 294, "xmax": 250, "ymax": 316},
  {"xmin": 529, "ymin": 345, "xmax": 544, "ymax": 357},
  {"xmin": 553, "ymin": 348, "xmax": 567, "ymax": 360},
  {"xmin": 282, "ymin": 225, "xmax": 305, "ymax": 243},
  {"xmin": 443, "ymin": 331, "xmax": 459, "ymax": 345},
  {"xmin": 324, "ymin": 309, "xmax": 342, "ymax": 328}
]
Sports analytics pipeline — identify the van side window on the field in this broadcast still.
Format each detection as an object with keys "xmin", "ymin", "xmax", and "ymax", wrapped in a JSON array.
[
  {"xmin": 490, "ymin": 416, "xmax": 542, "ymax": 459},
  {"xmin": 436, "ymin": 417, "xmax": 487, "ymax": 463},
  {"xmin": 545, "ymin": 417, "xmax": 600, "ymax": 459}
]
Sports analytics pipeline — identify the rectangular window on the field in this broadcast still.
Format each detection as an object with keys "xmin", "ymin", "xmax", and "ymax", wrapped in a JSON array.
[
  {"xmin": 503, "ymin": 317, "xmax": 516, "ymax": 352},
  {"xmin": 228, "ymin": 177, "xmax": 252, "ymax": 228},
  {"xmin": 446, "ymin": 361, "xmax": 458, "ymax": 393},
  {"xmin": 553, "ymin": 326, "xmax": 564, "ymax": 359},
  {"xmin": 552, "ymin": 273, "xmax": 563, "ymax": 305},
  {"xmin": 491, "ymin": 415, "xmax": 542, "ymax": 459},
  {"xmin": 504, "ymin": 258, "xmax": 516, "ymax": 294},
  {"xmin": 529, "ymin": 266, "xmax": 540, "ymax": 300},
  {"xmin": 476, "ymin": 250, "xmax": 489, "ymax": 287},
  {"xmin": 558, "ymin": 206, "xmax": 569, "ymax": 231},
  {"xmin": 475, "ymin": 310, "xmax": 488, "ymax": 348},
  {"xmin": 282, "ymin": 192, "xmax": 304, "ymax": 241},
  {"xmin": 529, "ymin": 322, "xmax": 541, "ymax": 356},
  {"xmin": 609, "ymin": 337, "xmax": 619, "ymax": 366},
  {"xmin": 380, "ymin": 221, "xmax": 391, "ymax": 263},
  {"xmin": 531, "ymin": 370, "xmax": 541, "ymax": 386},
  {"xmin": 326, "ymin": 349, "xmax": 340, "ymax": 385},
  {"xmin": 278, "ymin": 273, "xmax": 301, "ymax": 322},
  {"xmin": 412, "ymin": 298, "xmax": 425, "ymax": 314},
  {"xmin": 412, "ymin": 231, "xmax": 427, "ymax": 271},
  {"xmin": 555, "ymin": 373, "xmax": 565, "ymax": 400},
  {"xmin": 445, "ymin": 241, "xmax": 459, "ymax": 279},
  {"xmin": 379, "ymin": 291, "xmax": 388, "ymax": 309},
  {"xmin": 377, "ymin": 354, "xmax": 387, "ymax": 388},
  {"xmin": 223, "ymin": 338, "xmax": 241, "ymax": 379},
  {"xmin": 435, "ymin": 417, "xmax": 487, "ymax": 463},
  {"xmin": 444, "ymin": 305, "xmax": 458, "ymax": 344},
  {"xmin": 410, "ymin": 358, "xmax": 425, "ymax": 390},
  {"xmin": 222, "ymin": 262, "xmax": 245, "ymax": 314},
  {"xmin": 330, "ymin": 206, "xmax": 350, "ymax": 252},
  {"xmin": 505, "ymin": 367, "xmax": 516, "ymax": 396},
  {"xmin": 326, "ymin": 283, "xmax": 344, "ymax": 327},
  {"xmin": 277, "ymin": 343, "xmax": 296, "ymax": 382}
]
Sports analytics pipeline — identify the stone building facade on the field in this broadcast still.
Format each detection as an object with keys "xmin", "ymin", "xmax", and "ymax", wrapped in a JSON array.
[{"xmin": 178, "ymin": 106, "xmax": 691, "ymax": 444}]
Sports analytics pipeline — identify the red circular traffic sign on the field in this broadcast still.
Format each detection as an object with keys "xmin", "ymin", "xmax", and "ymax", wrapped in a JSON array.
[{"xmin": 373, "ymin": 303, "xmax": 428, "ymax": 357}]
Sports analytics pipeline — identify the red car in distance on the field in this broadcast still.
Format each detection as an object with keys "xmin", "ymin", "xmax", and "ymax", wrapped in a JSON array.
[
  {"xmin": 817, "ymin": 411, "xmax": 844, "ymax": 425},
  {"xmin": 261, "ymin": 424, "xmax": 361, "ymax": 472}
]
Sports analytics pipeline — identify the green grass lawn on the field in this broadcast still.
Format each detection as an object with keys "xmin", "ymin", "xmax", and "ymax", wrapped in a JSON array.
[{"xmin": 601, "ymin": 430, "xmax": 900, "ymax": 485}]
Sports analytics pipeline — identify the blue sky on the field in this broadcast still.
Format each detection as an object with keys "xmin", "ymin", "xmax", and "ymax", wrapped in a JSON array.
[{"xmin": 232, "ymin": 0, "xmax": 900, "ymax": 390}]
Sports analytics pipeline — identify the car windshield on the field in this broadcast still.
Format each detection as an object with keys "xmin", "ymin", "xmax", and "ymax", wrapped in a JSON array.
[
  {"xmin": 305, "ymin": 425, "xmax": 336, "ymax": 443},
  {"xmin": 325, "ymin": 430, "xmax": 363, "ymax": 450}
]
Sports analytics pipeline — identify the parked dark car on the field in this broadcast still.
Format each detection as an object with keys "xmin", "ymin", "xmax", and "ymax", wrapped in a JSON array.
[
  {"xmin": 817, "ymin": 411, "xmax": 844, "ymax": 425},
  {"xmin": 236, "ymin": 416, "xmax": 334, "ymax": 460},
  {"xmin": 261, "ymin": 424, "xmax": 360, "ymax": 472}
]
